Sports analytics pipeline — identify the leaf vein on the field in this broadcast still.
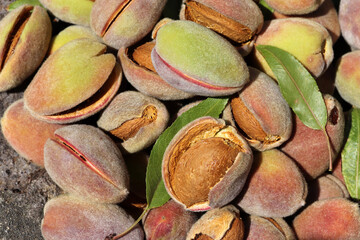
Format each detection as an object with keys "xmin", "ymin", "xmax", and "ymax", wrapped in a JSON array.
[{"xmin": 262, "ymin": 47, "xmax": 324, "ymax": 131}]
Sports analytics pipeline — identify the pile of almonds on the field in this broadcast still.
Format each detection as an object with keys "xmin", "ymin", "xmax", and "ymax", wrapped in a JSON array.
[{"xmin": 1, "ymin": 0, "xmax": 360, "ymax": 239}]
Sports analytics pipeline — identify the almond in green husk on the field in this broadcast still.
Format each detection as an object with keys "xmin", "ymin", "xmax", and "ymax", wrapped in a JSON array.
[
  {"xmin": 0, "ymin": 5, "xmax": 51, "ymax": 92},
  {"xmin": 24, "ymin": 39, "xmax": 121, "ymax": 124}
]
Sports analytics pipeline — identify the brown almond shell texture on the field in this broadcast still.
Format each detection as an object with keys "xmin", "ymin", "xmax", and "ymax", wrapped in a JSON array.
[
  {"xmin": 180, "ymin": 0, "xmax": 263, "ymax": 44},
  {"xmin": 162, "ymin": 116, "xmax": 253, "ymax": 211},
  {"xmin": 186, "ymin": 205, "xmax": 244, "ymax": 240},
  {"xmin": 97, "ymin": 91, "xmax": 169, "ymax": 154},
  {"xmin": 230, "ymin": 67, "xmax": 292, "ymax": 151}
]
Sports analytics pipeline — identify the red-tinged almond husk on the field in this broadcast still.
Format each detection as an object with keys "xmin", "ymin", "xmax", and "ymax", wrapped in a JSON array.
[
  {"xmin": 0, "ymin": 5, "xmax": 51, "ymax": 92},
  {"xmin": 44, "ymin": 124, "xmax": 129, "ymax": 203},
  {"xmin": 24, "ymin": 39, "xmax": 121, "ymax": 124},
  {"xmin": 90, "ymin": 0, "xmax": 167, "ymax": 49},
  {"xmin": 118, "ymin": 43, "xmax": 194, "ymax": 100},
  {"xmin": 1, "ymin": 99, "xmax": 62, "ymax": 167},
  {"xmin": 229, "ymin": 67, "xmax": 292, "ymax": 151},
  {"xmin": 41, "ymin": 194, "xmax": 144, "ymax": 240}
]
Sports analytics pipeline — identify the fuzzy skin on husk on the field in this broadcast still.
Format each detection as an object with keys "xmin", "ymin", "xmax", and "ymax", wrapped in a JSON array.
[
  {"xmin": 307, "ymin": 174, "xmax": 349, "ymax": 203},
  {"xmin": 118, "ymin": 45, "xmax": 194, "ymax": 100},
  {"xmin": 237, "ymin": 149, "xmax": 307, "ymax": 218},
  {"xmin": 41, "ymin": 194, "xmax": 144, "ymax": 240},
  {"xmin": 97, "ymin": 91, "xmax": 169, "ymax": 154},
  {"xmin": 281, "ymin": 94, "xmax": 345, "ymax": 180},
  {"xmin": 39, "ymin": 0, "xmax": 93, "ymax": 26},
  {"xmin": 253, "ymin": 18, "xmax": 333, "ymax": 78},
  {"xmin": 339, "ymin": 0, "xmax": 360, "ymax": 50},
  {"xmin": 230, "ymin": 67, "xmax": 292, "ymax": 151},
  {"xmin": 1, "ymin": 99, "xmax": 62, "ymax": 167},
  {"xmin": 24, "ymin": 39, "xmax": 119, "ymax": 123},
  {"xmin": 272, "ymin": 0, "xmax": 340, "ymax": 44},
  {"xmin": 143, "ymin": 200, "xmax": 198, "ymax": 240},
  {"xmin": 152, "ymin": 20, "xmax": 249, "ymax": 97},
  {"xmin": 44, "ymin": 124, "xmax": 129, "ymax": 203},
  {"xmin": 335, "ymin": 50, "xmax": 360, "ymax": 108},
  {"xmin": 245, "ymin": 216, "xmax": 296, "ymax": 240},
  {"xmin": 0, "ymin": 5, "xmax": 51, "ymax": 92},
  {"xmin": 293, "ymin": 198, "xmax": 360, "ymax": 240},
  {"xmin": 264, "ymin": 0, "xmax": 324, "ymax": 15},
  {"xmin": 48, "ymin": 25, "xmax": 102, "ymax": 55},
  {"xmin": 91, "ymin": 0, "xmax": 167, "ymax": 49}
]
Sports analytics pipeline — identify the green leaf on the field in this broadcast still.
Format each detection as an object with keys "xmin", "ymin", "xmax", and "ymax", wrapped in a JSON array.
[
  {"xmin": 342, "ymin": 108, "xmax": 360, "ymax": 200},
  {"xmin": 146, "ymin": 97, "xmax": 228, "ymax": 209},
  {"xmin": 257, "ymin": 0, "xmax": 274, "ymax": 21},
  {"xmin": 8, "ymin": 0, "xmax": 42, "ymax": 11},
  {"xmin": 256, "ymin": 44, "xmax": 327, "ymax": 130}
]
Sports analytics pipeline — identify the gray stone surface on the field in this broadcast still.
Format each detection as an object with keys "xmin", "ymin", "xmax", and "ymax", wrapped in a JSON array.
[{"xmin": 0, "ymin": 1, "xmax": 61, "ymax": 239}]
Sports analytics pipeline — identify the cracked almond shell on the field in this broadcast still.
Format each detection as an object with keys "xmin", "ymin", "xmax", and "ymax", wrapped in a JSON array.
[
  {"xmin": 179, "ymin": 0, "xmax": 263, "ymax": 45},
  {"xmin": 97, "ymin": 91, "xmax": 169, "ymax": 154},
  {"xmin": 230, "ymin": 67, "xmax": 292, "ymax": 151},
  {"xmin": 90, "ymin": 0, "xmax": 167, "ymax": 49},
  {"xmin": 152, "ymin": 20, "xmax": 249, "ymax": 97},
  {"xmin": 0, "ymin": 5, "xmax": 51, "ymax": 92},
  {"xmin": 162, "ymin": 116, "xmax": 253, "ymax": 211},
  {"xmin": 24, "ymin": 38, "xmax": 121, "ymax": 124},
  {"xmin": 41, "ymin": 194, "xmax": 144, "ymax": 240},
  {"xmin": 44, "ymin": 124, "xmax": 130, "ymax": 203},
  {"xmin": 186, "ymin": 205, "xmax": 244, "ymax": 240},
  {"xmin": 118, "ymin": 42, "xmax": 195, "ymax": 100}
]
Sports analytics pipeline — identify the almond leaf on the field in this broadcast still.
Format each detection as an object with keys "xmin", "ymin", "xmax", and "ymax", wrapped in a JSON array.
[
  {"xmin": 8, "ymin": 0, "xmax": 42, "ymax": 10},
  {"xmin": 256, "ymin": 44, "xmax": 327, "ymax": 130},
  {"xmin": 146, "ymin": 97, "xmax": 228, "ymax": 209},
  {"xmin": 342, "ymin": 108, "xmax": 360, "ymax": 200}
]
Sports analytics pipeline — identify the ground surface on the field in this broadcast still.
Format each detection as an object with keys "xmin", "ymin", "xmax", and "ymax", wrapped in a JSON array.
[{"xmin": 0, "ymin": 1, "xmax": 61, "ymax": 239}]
